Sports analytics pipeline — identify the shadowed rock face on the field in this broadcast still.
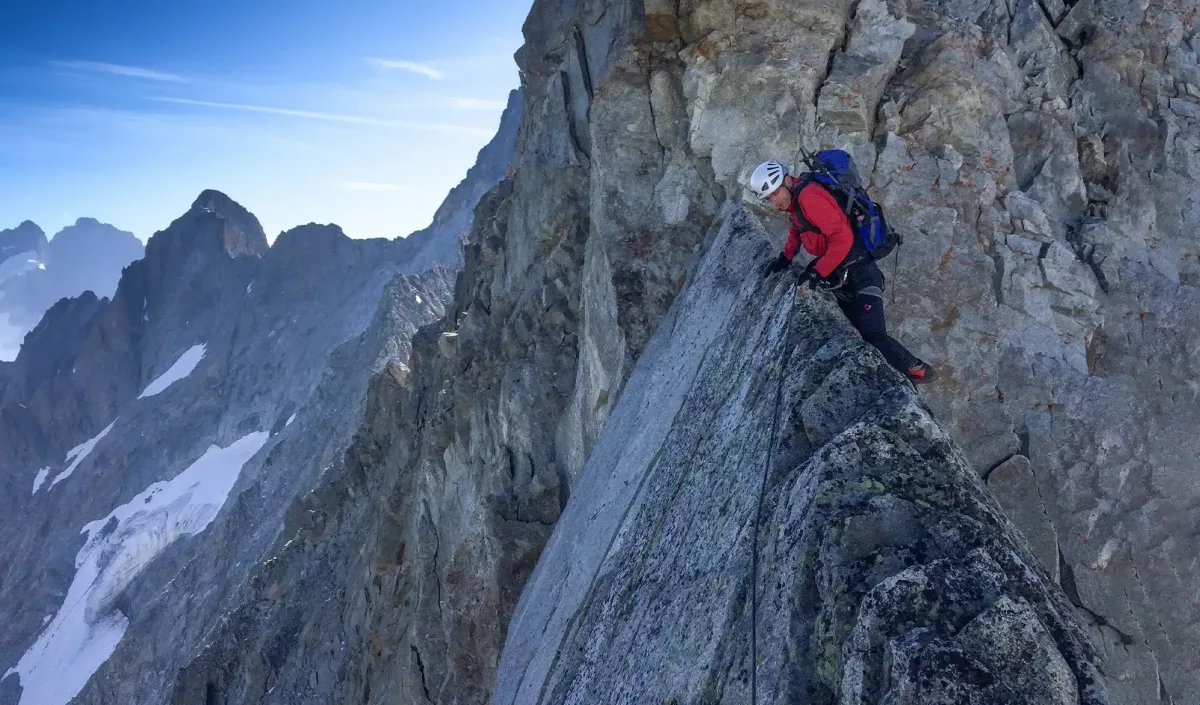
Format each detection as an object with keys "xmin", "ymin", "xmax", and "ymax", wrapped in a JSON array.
[
  {"xmin": 0, "ymin": 190, "xmax": 459, "ymax": 705},
  {"xmin": 480, "ymin": 0, "xmax": 1193, "ymax": 701},
  {"xmin": 189, "ymin": 189, "xmax": 269, "ymax": 257},
  {"xmin": 0, "ymin": 77, "xmax": 523, "ymax": 699},
  {"xmin": 494, "ymin": 209, "xmax": 1106, "ymax": 704}
]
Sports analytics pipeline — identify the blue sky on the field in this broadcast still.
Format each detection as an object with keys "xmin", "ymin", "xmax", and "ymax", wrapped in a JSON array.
[{"xmin": 0, "ymin": 1, "xmax": 530, "ymax": 242}]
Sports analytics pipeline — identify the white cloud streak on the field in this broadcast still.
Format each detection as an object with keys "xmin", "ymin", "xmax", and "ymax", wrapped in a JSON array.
[
  {"xmin": 51, "ymin": 61, "xmax": 186, "ymax": 83},
  {"xmin": 151, "ymin": 97, "xmax": 490, "ymax": 135},
  {"xmin": 366, "ymin": 58, "xmax": 444, "ymax": 80},
  {"xmin": 340, "ymin": 181, "xmax": 405, "ymax": 192}
]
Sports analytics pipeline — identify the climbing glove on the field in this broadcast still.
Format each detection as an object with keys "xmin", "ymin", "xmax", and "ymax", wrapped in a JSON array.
[
  {"xmin": 794, "ymin": 262, "xmax": 821, "ymax": 290},
  {"xmin": 763, "ymin": 253, "xmax": 791, "ymax": 277}
]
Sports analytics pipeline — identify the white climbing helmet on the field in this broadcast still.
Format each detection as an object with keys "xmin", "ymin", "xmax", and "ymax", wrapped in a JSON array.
[{"xmin": 750, "ymin": 160, "xmax": 787, "ymax": 200}]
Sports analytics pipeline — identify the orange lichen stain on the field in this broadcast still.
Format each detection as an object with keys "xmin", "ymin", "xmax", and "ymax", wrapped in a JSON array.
[
  {"xmin": 937, "ymin": 246, "xmax": 956, "ymax": 271},
  {"xmin": 931, "ymin": 304, "xmax": 960, "ymax": 333}
]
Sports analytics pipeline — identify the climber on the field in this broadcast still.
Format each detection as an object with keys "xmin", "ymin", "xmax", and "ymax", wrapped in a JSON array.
[{"xmin": 751, "ymin": 158, "xmax": 937, "ymax": 385}]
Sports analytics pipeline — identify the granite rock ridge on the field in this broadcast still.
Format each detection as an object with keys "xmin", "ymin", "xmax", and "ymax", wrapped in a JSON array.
[
  {"xmin": 336, "ymin": 0, "xmax": 1199, "ymax": 702},
  {"xmin": 495, "ymin": 207, "xmax": 1107, "ymax": 705}
]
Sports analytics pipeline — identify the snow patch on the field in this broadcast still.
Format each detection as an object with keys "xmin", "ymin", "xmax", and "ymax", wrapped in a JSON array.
[
  {"xmin": 31, "ymin": 467, "xmax": 51, "ymax": 495},
  {"xmin": 48, "ymin": 421, "xmax": 117, "ymax": 490},
  {"xmin": 285, "ymin": 413, "xmax": 296, "ymax": 427},
  {"xmin": 4, "ymin": 431, "xmax": 270, "ymax": 705},
  {"xmin": 246, "ymin": 282, "xmax": 253, "ymax": 295},
  {"xmin": 138, "ymin": 344, "xmax": 206, "ymax": 399},
  {"xmin": 415, "ymin": 294, "xmax": 422, "ymax": 304}
]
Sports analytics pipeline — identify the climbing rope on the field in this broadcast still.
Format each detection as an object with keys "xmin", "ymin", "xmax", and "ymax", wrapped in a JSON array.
[
  {"xmin": 892, "ymin": 234, "xmax": 899, "ymax": 306},
  {"xmin": 751, "ymin": 280, "xmax": 797, "ymax": 704}
]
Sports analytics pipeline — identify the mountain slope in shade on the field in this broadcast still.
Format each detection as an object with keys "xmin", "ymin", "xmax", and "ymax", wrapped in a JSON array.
[
  {"xmin": 0, "ymin": 91, "xmax": 520, "ymax": 705},
  {"xmin": 0, "ymin": 191, "xmax": 455, "ymax": 705},
  {"xmin": 0, "ymin": 221, "xmax": 48, "ymax": 284},
  {"xmin": 0, "ymin": 218, "xmax": 143, "ymax": 361}
]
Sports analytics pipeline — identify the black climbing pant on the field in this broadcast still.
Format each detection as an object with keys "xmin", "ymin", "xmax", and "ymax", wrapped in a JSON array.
[{"xmin": 832, "ymin": 259, "xmax": 922, "ymax": 374}]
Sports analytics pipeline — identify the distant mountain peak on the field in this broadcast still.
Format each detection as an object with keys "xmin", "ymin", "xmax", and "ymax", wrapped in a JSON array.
[
  {"xmin": 1, "ymin": 221, "xmax": 49, "ymax": 257},
  {"xmin": 15, "ymin": 220, "xmax": 45, "ymax": 236},
  {"xmin": 49, "ymin": 218, "xmax": 139, "ymax": 245},
  {"xmin": 190, "ymin": 190, "xmax": 268, "ymax": 258}
]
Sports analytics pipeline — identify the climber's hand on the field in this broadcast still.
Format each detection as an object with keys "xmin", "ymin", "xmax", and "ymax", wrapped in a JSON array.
[
  {"xmin": 794, "ymin": 262, "xmax": 820, "ymax": 290},
  {"xmin": 762, "ymin": 253, "xmax": 791, "ymax": 278}
]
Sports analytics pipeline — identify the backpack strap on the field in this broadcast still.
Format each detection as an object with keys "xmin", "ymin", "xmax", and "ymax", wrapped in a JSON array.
[
  {"xmin": 789, "ymin": 176, "xmax": 820, "ymax": 233},
  {"xmin": 790, "ymin": 178, "xmax": 869, "ymax": 273},
  {"xmin": 791, "ymin": 176, "xmax": 850, "ymax": 233}
]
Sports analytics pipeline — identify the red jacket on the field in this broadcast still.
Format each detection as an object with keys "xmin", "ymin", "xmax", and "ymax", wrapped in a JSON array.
[{"xmin": 783, "ymin": 182, "xmax": 855, "ymax": 278}]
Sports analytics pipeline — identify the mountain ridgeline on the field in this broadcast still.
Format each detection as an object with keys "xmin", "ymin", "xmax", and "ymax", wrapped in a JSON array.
[
  {"xmin": 0, "ymin": 92, "xmax": 520, "ymax": 705},
  {"xmin": 2, "ymin": 0, "xmax": 1199, "ymax": 702}
]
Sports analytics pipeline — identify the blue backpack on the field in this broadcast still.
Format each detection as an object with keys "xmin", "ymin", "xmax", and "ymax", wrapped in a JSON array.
[{"xmin": 796, "ymin": 149, "xmax": 901, "ymax": 259}]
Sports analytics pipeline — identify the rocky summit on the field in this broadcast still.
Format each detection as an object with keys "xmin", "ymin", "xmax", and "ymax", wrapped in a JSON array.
[{"xmin": 2, "ymin": 0, "xmax": 1199, "ymax": 703}]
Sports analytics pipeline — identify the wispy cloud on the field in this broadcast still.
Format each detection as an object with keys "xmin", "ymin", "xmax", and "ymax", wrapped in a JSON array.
[
  {"xmin": 151, "ymin": 97, "xmax": 490, "ymax": 135},
  {"xmin": 51, "ymin": 60, "xmax": 186, "ymax": 83},
  {"xmin": 366, "ymin": 58, "xmax": 444, "ymax": 80},
  {"xmin": 452, "ymin": 97, "xmax": 508, "ymax": 111}
]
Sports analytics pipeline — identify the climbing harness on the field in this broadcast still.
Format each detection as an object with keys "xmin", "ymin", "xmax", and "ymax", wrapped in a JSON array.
[{"xmin": 750, "ymin": 279, "xmax": 797, "ymax": 704}]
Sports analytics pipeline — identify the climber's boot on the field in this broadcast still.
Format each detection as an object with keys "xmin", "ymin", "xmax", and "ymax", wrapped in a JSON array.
[{"xmin": 906, "ymin": 361, "xmax": 937, "ymax": 385}]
